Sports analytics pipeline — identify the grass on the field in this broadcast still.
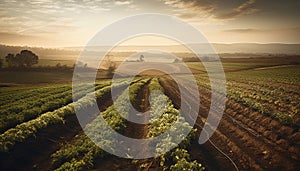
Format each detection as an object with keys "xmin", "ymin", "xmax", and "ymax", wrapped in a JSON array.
[
  {"xmin": 37, "ymin": 59, "xmax": 75, "ymax": 67},
  {"xmin": 186, "ymin": 62, "xmax": 286, "ymax": 72},
  {"xmin": 226, "ymin": 65, "xmax": 300, "ymax": 85},
  {"xmin": 0, "ymin": 71, "xmax": 73, "ymax": 84}
]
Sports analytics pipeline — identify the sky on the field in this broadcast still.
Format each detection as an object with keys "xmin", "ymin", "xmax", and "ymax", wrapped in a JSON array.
[{"xmin": 0, "ymin": 0, "xmax": 299, "ymax": 47}]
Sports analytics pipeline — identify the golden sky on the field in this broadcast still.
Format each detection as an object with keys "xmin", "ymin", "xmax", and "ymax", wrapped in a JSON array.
[{"xmin": 0, "ymin": 0, "xmax": 299, "ymax": 47}]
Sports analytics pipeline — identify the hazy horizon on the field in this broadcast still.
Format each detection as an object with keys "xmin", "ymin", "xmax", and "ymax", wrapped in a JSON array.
[
  {"xmin": 2, "ymin": 43, "xmax": 300, "ymax": 56},
  {"xmin": 0, "ymin": 0, "xmax": 299, "ymax": 47}
]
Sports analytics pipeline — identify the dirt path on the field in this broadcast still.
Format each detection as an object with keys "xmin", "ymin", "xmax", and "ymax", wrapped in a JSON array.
[
  {"xmin": 92, "ymin": 81, "xmax": 161, "ymax": 171},
  {"xmin": 159, "ymin": 77, "xmax": 300, "ymax": 171}
]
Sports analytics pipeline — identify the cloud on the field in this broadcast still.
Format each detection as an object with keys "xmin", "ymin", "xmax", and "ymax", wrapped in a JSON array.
[
  {"xmin": 215, "ymin": 0, "xmax": 258, "ymax": 19},
  {"xmin": 163, "ymin": 0, "xmax": 215, "ymax": 19},
  {"xmin": 223, "ymin": 27, "xmax": 300, "ymax": 34},
  {"xmin": 114, "ymin": 0, "xmax": 133, "ymax": 6},
  {"xmin": 0, "ymin": 32, "xmax": 38, "ymax": 44},
  {"xmin": 163, "ymin": 0, "xmax": 258, "ymax": 21},
  {"xmin": 223, "ymin": 28, "xmax": 260, "ymax": 33}
]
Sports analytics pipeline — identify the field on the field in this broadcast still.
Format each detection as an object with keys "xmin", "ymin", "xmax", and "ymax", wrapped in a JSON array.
[{"xmin": 0, "ymin": 57, "xmax": 299, "ymax": 171}]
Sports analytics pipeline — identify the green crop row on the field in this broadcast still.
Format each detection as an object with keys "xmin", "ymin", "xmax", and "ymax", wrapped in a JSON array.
[
  {"xmin": 0, "ymin": 80, "xmax": 131, "ymax": 153},
  {"xmin": 144, "ymin": 78, "xmax": 204, "ymax": 171},
  {"xmin": 0, "ymin": 85, "xmax": 71, "ymax": 107},
  {"xmin": 51, "ymin": 79, "xmax": 148, "ymax": 170},
  {"xmin": 0, "ymin": 82, "xmax": 112, "ymax": 133},
  {"xmin": 182, "ymin": 75, "xmax": 299, "ymax": 126}
]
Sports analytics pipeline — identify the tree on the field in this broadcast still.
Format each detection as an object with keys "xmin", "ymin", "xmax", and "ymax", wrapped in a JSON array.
[
  {"xmin": 0, "ymin": 58, "xmax": 3, "ymax": 69},
  {"xmin": 18, "ymin": 50, "xmax": 39, "ymax": 67},
  {"xmin": 139, "ymin": 55, "xmax": 145, "ymax": 62},
  {"xmin": 107, "ymin": 63, "xmax": 116, "ymax": 77},
  {"xmin": 83, "ymin": 63, "xmax": 88, "ymax": 68},
  {"xmin": 104, "ymin": 54, "xmax": 116, "ymax": 77},
  {"xmin": 173, "ymin": 58, "xmax": 181, "ymax": 63},
  {"xmin": 5, "ymin": 50, "xmax": 39, "ymax": 68},
  {"xmin": 5, "ymin": 53, "xmax": 15, "ymax": 67},
  {"xmin": 56, "ymin": 63, "xmax": 61, "ymax": 68}
]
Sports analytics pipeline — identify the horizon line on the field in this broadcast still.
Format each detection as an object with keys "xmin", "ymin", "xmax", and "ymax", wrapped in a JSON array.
[{"xmin": 1, "ymin": 42, "xmax": 300, "ymax": 49}]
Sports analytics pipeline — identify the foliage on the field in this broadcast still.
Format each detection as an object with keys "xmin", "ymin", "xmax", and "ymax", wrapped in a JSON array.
[
  {"xmin": 0, "ymin": 80, "xmax": 127, "ymax": 152},
  {"xmin": 0, "ymin": 82, "xmax": 111, "ymax": 133},
  {"xmin": 145, "ymin": 78, "xmax": 204, "ymax": 171},
  {"xmin": 104, "ymin": 55, "xmax": 116, "ymax": 77},
  {"xmin": 190, "ymin": 66, "xmax": 300, "ymax": 126},
  {"xmin": 0, "ymin": 58, "xmax": 3, "ymax": 69},
  {"xmin": 169, "ymin": 148, "xmax": 205, "ymax": 171},
  {"xmin": 5, "ymin": 50, "xmax": 39, "ymax": 67},
  {"xmin": 50, "ymin": 79, "xmax": 147, "ymax": 170}
]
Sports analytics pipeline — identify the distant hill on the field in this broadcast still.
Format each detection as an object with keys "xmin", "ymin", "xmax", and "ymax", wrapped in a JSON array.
[
  {"xmin": 65, "ymin": 43, "xmax": 300, "ymax": 55},
  {"xmin": 0, "ymin": 43, "xmax": 300, "ymax": 61},
  {"xmin": 213, "ymin": 43, "xmax": 300, "ymax": 54}
]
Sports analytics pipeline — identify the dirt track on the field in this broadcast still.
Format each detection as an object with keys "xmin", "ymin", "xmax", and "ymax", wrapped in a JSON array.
[{"xmin": 91, "ymin": 80, "xmax": 162, "ymax": 171}]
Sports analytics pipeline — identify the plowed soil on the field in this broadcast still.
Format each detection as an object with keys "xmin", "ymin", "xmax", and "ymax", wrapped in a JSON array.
[{"xmin": 159, "ymin": 76, "xmax": 300, "ymax": 171}]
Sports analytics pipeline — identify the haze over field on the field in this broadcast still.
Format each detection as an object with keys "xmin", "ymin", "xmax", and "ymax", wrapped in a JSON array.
[
  {"xmin": 1, "ymin": 43, "xmax": 300, "ymax": 62},
  {"xmin": 0, "ymin": 0, "xmax": 299, "ymax": 48}
]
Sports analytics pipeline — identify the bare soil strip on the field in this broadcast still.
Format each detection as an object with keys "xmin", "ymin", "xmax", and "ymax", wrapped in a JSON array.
[
  {"xmin": 92, "ymin": 81, "xmax": 162, "ymax": 171},
  {"xmin": 159, "ymin": 78, "xmax": 234, "ymax": 171},
  {"xmin": 159, "ymin": 76, "xmax": 300, "ymax": 171}
]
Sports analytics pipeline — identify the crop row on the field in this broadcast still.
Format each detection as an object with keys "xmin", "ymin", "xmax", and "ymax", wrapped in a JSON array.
[
  {"xmin": 227, "ymin": 66, "xmax": 300, "ymax": 86},
  {"xmin": 163, "ymin": 76, "xmax": 299, "ymax": 170},
  {"xmin": 186, "ymin": 76, "xmax": 298, "ymax": 140},
  {"xmin": 50, "ymin": 79, "xmax": 148, "ymax": 170},
  {"xmin": 0, "ymin": 82, "xmax": 112, "ymax": 133},
  {"xmin": 0, "ymin": 85, "xmax": 71, "ymax": 106},
  {"xmin": 227, "ymin": 81, "xmax": 300, "ymax": 105},
  {"xmin": 144, "ymin": 78, "xmax": 204, "ymax": 171},
  {"xmin": 227, "ymin": 88, "xmax": 298, "ymax": 125},
  {"xmin": 0, "ymin": 80, "xmax": 133, "ymax": 153},
  {"xmin": 189, "ymin": 75, "xmax": 299, "ymax": 126},
  {"xmin": 180, "ymin": 78, "xmax": 300, "ymax": 162},
  {"xmin": 194, "ymin": 74, "xmax": 300, "ymax": 117}
]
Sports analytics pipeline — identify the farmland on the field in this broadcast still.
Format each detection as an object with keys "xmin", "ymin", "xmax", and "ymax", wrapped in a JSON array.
[{"xmin": 0, "ymin": 57, "xmax": 299, "ymax": 171}]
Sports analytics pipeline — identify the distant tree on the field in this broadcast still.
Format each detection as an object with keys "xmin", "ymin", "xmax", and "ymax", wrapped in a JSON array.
[
  {"xmin": 56, "ymin": 63, "xmax": 61, "ymax": 68},
  {"xmin": 173, "ymin": 58, "xmax": 181, "ymax": 63},
  {"xmin": 107, "ymin": 62, "xmax": 116, "ymax": 77},
  {"xmin": 18, "ymin": 50, "xmax": 39, "ymax": 67},
  {"xmin": 5, "ymin": 50, "xmax": 38, "ymax": 68},
  {"xmin": 5, "ymin": 53, "xmax": 15, "ymax": 67},
  {"xmin": 83, "ymin": 63, "xmax": 88, "ymax": 68},
  {"xmin": 139, "ymin": 55, "xmax": 145, "ymax": 62},
  {"xmin": 105, "ymin": 55, "xmax": 116, "ymax": 77},
  {"xmin": 0, "ymin": 58, "xmax": 3, "ymax": 69}
]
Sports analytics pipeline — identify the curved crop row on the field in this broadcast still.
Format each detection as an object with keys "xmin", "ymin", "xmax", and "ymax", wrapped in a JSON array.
[
  {"xmin": 190, "ymin": 75, "xmax": 299, "ymax": 126},
  {"xmin": 50, "ymin": 79, "xmax": 148, "ymax": 170},
  {"xmin": 0, "ymin": 85, "xmax": 70, "ymax": 106},
  {"xmin": 0, "ymin": 80, "xmax": 131, "ymax": 152},
  {"xmin": 177, "ymin": 77, "xmax": 299, "ymax": 169},
  {"xmin": 0, "ymin": 82, "xmax": 112, "ymax": 133}
]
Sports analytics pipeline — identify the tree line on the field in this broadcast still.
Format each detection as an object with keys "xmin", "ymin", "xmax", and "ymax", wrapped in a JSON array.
[{"xmin": 4, "ymin": 50, "xmax": 39, "ymax": 68}]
